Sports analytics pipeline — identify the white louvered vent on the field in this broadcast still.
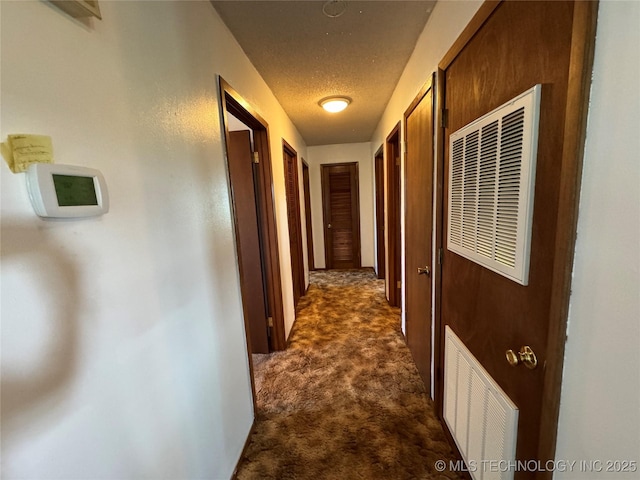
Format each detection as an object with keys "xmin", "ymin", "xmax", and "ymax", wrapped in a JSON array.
[
  {"xmin": 447, "ymin": 85, "xmax": 541, "ymax": 285},
  {"xmin": 444, "ymin": 326, "xmax": 519, "ymax": 480}
]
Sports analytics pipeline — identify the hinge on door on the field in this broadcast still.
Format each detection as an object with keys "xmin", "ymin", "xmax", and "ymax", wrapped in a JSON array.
[
  {"xmin": 440, "ymin": 108, "xmax": 449, "ymax": 129},
  {"xmin": 395, "ymin": 156, "xmax": 401, "ymax": 167},
  {"xmin": 438, "ymin": 247, "xmax": 444, "ymax": 265},
  {"xmin": 268, "ymin": 316, "xmax": 273, "ymax": 327},
  {"xmin": 397, "ymin": 280, "xmax": 401, "ymax": 289},
  {"xmin": 252, "ymin": 151, "xmax": 259, "ymax": 164}
]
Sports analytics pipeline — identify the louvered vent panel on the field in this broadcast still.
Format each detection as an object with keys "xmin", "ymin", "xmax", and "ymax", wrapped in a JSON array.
[
  {"xmin": 447, "ymin": 85, "xmax": 541, "ymax": 285},
  {"xmin": 450, "ymin": 138, "xmax": 464, "ymax": 246},
  {"xmin": 477, "ymin": 120, "xmax": 499, "ymax": 259},
  {"xmin": 455, "ymin": 355, "xmax": 472, "ymax": 453},
  {"xmin": 496, "ymin": 108, "xmax": 525, "ymax": 268},
  {"xmin": 462, "ymin": 131, "xmax": 479, "ymax": 251},
  {"xmin": 444, "ymin": 335, "xmax": 459, "ymax": 432},
  {"xmin": 484, "ymin": 391, "xmax": 510, "ymax": 480},
  {"xmin": 443, "ymin": 326, "xmax": 519, "ymax": 480},
  {"xmin": 467, "ymin": 370, "xmax": 488, "ymax": 479}
]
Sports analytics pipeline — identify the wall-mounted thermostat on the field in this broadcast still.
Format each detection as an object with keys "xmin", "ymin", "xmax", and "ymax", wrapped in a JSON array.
[{"xmin": 26, "ymin": 163, "xmax": 109, "ymax": 218}]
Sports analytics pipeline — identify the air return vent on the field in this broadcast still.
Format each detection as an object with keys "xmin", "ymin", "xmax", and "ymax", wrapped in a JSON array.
[
  {"xmin": 444, "ymin": 326, "xmax": 519, "ymax": 480},
  {"xmin": 447, "ymin": 85, "xmax": 541, "ymax": 285}
]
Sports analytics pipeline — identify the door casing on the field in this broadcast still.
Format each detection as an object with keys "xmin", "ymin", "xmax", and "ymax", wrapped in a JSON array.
[
  {"xmin": 302, "ymin": 160, "xmax": 314, "ymax": 272},
  {"xmin": 374, "ymin": 145, "xmax": 385, "ymax": 280},
  {"xmin": 385, "ymin": 124, "xmax": 402, "ymax": 307},
  {"xmin": 219, "ymin": 79, "xmax": 288, "ymax": 397},
  {"xmin": 283, "ymin": 140, "xmax": 305, "ymax": 306}
]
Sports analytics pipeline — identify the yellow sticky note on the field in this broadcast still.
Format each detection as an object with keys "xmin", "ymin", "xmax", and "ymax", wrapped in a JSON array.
[{"xmin": 1, "ymin": 134, "xmax": 54, "ymax": 173}]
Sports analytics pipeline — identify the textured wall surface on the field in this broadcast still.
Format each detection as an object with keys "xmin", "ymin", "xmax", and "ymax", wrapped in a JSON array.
[
  {"xmin": 307, "ymin": 142, "xmax": 374, "ymax": 269},
  {"xmin": 555, "ymin": 2, "xmax": 640, "ymax": 477},
  {"xmin": 369, "ymin": 0, "xmax": 483, "ymax": 326},
  {"xmin": 0, "ymin": 1, "xmax": 305, "ymax": 477}
]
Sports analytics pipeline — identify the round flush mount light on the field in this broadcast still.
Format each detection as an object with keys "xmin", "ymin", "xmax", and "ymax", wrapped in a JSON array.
[{"xmin": 319, "ymin": 96, "xmax": 351, "ymax": 113}]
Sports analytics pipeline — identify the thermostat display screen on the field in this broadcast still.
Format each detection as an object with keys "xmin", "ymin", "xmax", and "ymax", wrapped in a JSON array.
[
  {"xmin": 53, "ymin": 174, "xmax": 98, "ymax": 206},
  {"xmin": 26, "ymin": 163, "xmax": 109, "ymax": 218}
]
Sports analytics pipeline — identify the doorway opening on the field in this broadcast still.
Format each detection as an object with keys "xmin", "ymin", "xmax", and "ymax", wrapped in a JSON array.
[
  {"xmin": 219, "ymin": 77, "xmax": 287, "ymax": 402},
  {"xmin": 386, "ymin": 124, "xmax": 402, "ymax": 307},
  {"xmin": 374, "ymin": 145, "xmax": 385, "ymax": 280},
  {"xmin": 302, "ymin": 160, "xmax": 315, "ymax": 272},
  {"xmin": 283, "ymin": 140, "xmax": 305, "ymax": 306}
]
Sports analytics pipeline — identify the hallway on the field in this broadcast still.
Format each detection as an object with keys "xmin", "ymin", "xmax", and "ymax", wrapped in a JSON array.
[
  {"xmin": 236, "ymin": 270, "xmax": 461, "ymax": 480},
  {"xmin": 1, "ymin": 2, "xmax": 637, "ymax": 478}
]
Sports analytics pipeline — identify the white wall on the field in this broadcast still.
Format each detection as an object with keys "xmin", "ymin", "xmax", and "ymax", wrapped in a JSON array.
[
  {"xmin": 306, "ymin": 142, "xmax": 374, "ymax": 269},
  {"xmin": 554, "ymin": 1, "xmax": 640, "ymax": 477},
  {"xmin": 0, "ymin": 1, "xmax": 305, "ymax": 478},
  {"xmin": 369, "ymin": 0, "xmax": 483, "ymax": 332}
]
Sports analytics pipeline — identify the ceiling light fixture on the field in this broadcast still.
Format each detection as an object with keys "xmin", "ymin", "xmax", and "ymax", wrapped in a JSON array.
[{"xmin": 320, "ymin": 96, "xmax": 351, "ymax": 113}]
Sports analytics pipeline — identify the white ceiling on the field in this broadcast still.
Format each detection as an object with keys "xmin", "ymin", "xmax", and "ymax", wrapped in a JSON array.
[{"xmin": 211, "ymin": 1, "xmax": 436, "ymax": 146}]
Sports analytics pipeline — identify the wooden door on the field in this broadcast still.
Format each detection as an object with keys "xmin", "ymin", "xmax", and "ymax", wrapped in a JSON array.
[
  {"xmin": 386, "ymin": 125, "xmax": 402, "ymax": 307},
  {"xmin": 302, "ymin": 161, "xmax": 314, "ymax": 271},
  {"xmin": 284, "ymin": 142, "xmax": 305, "ymax": 306},
  {"xmin": 374, "ymin": 148, "xmax": 385, "ymax": 279},
  {"xmin": 321, "ymin": 163, "xmax": 361, "ymax": 269},
  {"xmin": 227, "ymin": 130, "xmax": 270, "ymax": 354},
  {"xmin": 439, "ymin": 1, "xmax": 597, "ymax": 471},
  {"xmin": 404, "ymin": 77, "xmax": 434, "ymax": 388}
]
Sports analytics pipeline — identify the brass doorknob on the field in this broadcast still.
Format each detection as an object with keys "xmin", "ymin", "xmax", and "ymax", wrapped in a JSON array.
[
  {"xmin": 417, "ymin": 266, "xmax": 431, "ymax": 276},
  {"xmin": 505, "ymin": 346, "xmax": 538, "ymax": 369}
]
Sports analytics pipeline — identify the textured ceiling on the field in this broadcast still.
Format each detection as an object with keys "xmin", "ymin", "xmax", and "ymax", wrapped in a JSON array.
[{"xmin": 211, "ymin": 1, "xmax": 436, "ymax": 146}]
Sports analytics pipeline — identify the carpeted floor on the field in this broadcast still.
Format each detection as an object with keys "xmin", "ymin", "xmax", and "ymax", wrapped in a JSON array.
[{"xmin": 235, "ymin": 269, "xmax": 462, "ymax": 480}]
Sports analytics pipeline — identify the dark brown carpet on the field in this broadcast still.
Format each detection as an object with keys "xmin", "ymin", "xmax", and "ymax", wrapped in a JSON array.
[{"xmin": 235, "ymin": 269, "xmax": 462, "ymax": 480}]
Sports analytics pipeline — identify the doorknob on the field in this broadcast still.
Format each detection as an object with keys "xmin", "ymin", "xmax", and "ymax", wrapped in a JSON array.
[
  {"xmin": 417, "ymin": 266, "xmax": 431, "ymax": 276},
  {"xmin": 327, "ymin": 223, "xmax": 332, "ymax": 229},
  {"xmin": 505, "ymin": 346, "xmax": 538, "ymax": 369}
]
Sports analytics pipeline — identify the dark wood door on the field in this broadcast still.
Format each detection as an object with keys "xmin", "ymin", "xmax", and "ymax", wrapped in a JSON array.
[
  {"xmin": 374, "ymin": 149, "xmax": 385, "ymax": 279},
  {"xmin": 386, "ymin": 126, "xmax": 402, "ymax": 306},
  {"xmin": 404, "ymin": 78, "xmax": 434, "ymax": 388},
  {"xmin": 302, "ymin": 161, "xmax": 314, "ymax": 271},
  {"xmin": 321, "ymin": 163, "xmax": 361, "ymax": 269},
  {"xmin": 440, "ymin": 1, "xmax": 595, "ymax": 470},
  {"xmin": 284, "ymin": 143, "xmax": 305, "ymax": 306},
  {"xmin": 227, "ymin": 130, "xmax": 269, "ymax": 354}
]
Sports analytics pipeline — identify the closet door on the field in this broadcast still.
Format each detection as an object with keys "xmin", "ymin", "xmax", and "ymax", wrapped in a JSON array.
[{"xmin": 321, "ymin": 163, "xmax": 361, "ymax": 270}]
